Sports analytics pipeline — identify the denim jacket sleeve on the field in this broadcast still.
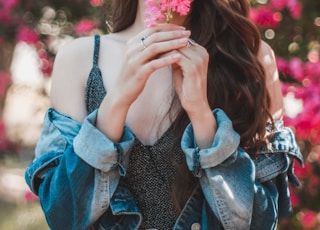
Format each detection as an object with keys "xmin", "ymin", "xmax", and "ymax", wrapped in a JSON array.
[
  {"xmin": 181, "ymin": 108, "xmax": 303, "ymax": 230},
  {"xmin": 24, "ymin": 108, "xmax": 135, "ymax": 230}
]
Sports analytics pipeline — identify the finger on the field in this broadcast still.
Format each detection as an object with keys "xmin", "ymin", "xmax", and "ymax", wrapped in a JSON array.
[
  {"xmin": 124, "ymin": 37, "xmax": 188, "ymax": 71},
  {"xmin": 160, "ymin": 50, "xmax": 181, "ymax": 70},
  {"xmin": 128, "ymin": 24, "xmax": 189, "ymax": 53},
  {"xmin": 128, "ymin": 23, "xmax": 186, "ymax": 45},
  {"xmin": 132, "ymin": 29, "xmax": 191, "ymax": 57},
  {"xmin": 174, "ymin": 49, "xmax": 205, "ymax": 79},
  {"xmin": 178, "ymin": 41, "xmax": 203, "ymax": 58},
  {"xmin": 139, "ymin": 53, "xmax": 182, "ymax": 77},
  {"xmin": 140, "ymin": 37, "xmax": 190, "ymax": 62},
  {"xmin": 178, "ymin": 43, "xmax": 209, "ymax": 72},
  {"xmin": 125, "ymin": 33, "xmax": 190, "ymax": 68},
  {"xmin": 142, "ymin": 30, "xmax": 191, "ymax": 47}
]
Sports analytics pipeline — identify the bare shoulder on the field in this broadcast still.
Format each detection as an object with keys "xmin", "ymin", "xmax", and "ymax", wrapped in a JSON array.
[
  {"xmin": 257, "ymin": 40, "xmax": 284, "ymax": 119},
  {"xmin": 257, "ymin": 41, "xmax": 276, "ymax": 69},
  {"xmin": 257, "ymin": 40, "xmax": 279, "ymax": 84},
  {"xmin": 258, "ymin": 40, "xmax": 274, "ymax": 55},
  {"xmin": 50, "ymin": 36, "xmax": 96, "ymax": 122},
  {"xmin": 52, "ymin": 36, "xmax": 95, "ymax": 82}
]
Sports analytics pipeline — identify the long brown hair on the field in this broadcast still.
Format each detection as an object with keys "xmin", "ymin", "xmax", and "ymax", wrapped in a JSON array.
[{"xmin": 109, "ymin": 0, "xmax": 273, "ymax": 210}]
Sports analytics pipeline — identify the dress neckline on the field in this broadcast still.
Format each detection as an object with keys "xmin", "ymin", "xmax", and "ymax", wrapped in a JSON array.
[{"xmin": 132, "ymin": 122, "xmax": 175, "ymax": 149}]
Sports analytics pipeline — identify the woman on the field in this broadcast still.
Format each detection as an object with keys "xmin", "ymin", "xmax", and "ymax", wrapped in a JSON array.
[{"xmin": 25, "ymin": 0, "xmax": 302, "ymax": 229}]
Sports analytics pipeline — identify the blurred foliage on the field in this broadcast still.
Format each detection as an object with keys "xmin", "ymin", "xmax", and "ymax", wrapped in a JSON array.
[
  {"xmin": 250, "ymin": 0, "xmax": 320, "ymax": 229},
  {"xmin": 260, "ymin": 1, "xmax": 320, "ymax": 60}
]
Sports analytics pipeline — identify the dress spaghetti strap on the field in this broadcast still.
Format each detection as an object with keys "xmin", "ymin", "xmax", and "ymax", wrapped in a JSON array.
[
  {"xmin": 93, "ymin": 35, "xmax": 100, "ymax": 66},
  {"xmin": 85, "ymin": 35, "xmax": 107, "ymax": 113}
]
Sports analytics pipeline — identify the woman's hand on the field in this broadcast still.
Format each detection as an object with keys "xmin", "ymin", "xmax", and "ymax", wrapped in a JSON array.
[
  {"xmin": 172, "ymin": 40, "xmax": 217, "ymax": 148},
  {"xmin": 97, "ymin": 24, "xmax": 191, "ymax": 142},
  {"xmin": 110, "ymin": 24, "xmax": 191, "ymax": 108},
  {"xmin": 172, "ymin": 40, "xmax": 210, "ymax": 117}
]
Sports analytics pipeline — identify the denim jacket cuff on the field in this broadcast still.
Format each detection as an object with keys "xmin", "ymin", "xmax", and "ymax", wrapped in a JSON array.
[
  {"xmin": 257, "ymin": 119, "xmax": 303, "ymax": 186},
  {"xmin": 181, "ymin": 108, "xmax": 240, "ymax": 175},
  {"xmin": 74, "ymin": 109, "xmax": 135, "ymax": 174}
]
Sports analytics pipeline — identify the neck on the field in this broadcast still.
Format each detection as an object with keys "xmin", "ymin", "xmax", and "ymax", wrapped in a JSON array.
[
  {"xmin": 115, "ymin": 0, "xmax": 146, "ymax": 38},
  {"xmin": 131, "ymin": 0, "xmax": 148, "ymax": 31}
]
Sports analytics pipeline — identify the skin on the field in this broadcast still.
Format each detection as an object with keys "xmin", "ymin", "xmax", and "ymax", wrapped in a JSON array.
[
  {"xmin": 50, "ymin": 0, "xmax": 283, "ymax": 149},
  {"xmin": 258, "ymin": 41, "xmax": 284, "ymax": 120}
]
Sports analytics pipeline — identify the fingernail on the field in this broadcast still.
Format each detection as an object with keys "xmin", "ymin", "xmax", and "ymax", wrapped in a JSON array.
[
  {"xmin": 182, "ymin": 30, "xmax": 191, "ymax": 36},
  {"xmin": 179, "ymin": 38, "xmax": 188, "ymax": 43},
  {"xmin": 172, "ymin": 53, "xmax": 181, "ymax": 59}
]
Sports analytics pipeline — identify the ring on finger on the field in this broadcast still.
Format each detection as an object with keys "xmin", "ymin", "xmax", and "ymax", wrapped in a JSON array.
[
  {"xmin": 140, "ymin": 35, "xmax": 148, "ymax": 49},
  {"xmin": 186, "ymin": 38, "xmax": 196, "ymax": 48}
]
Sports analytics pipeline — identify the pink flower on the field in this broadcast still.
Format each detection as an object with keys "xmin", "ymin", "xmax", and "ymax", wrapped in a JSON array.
[
  {"xmin": 90, "ymin": 0, "xmax": 103, "ymax": 7},
  {"xmin": 289, "ymin": 4, "xmax": 301, "ymax": 19},
  {"xmin": 169, "ymin": 0, "xmax": 192, "ymax": 16},
  {"xmin": 288, "ymin": 57, "xmax": 305, "ymax": 81},
  {"xmin": 24, "ymin": 191, "xmax": 39, "ymax": 202},
  {"xmin": 307, "ymin": 174, "xmax": 320, "ymax": 196},
  {"xmin": 287, "ymin": 0, "xmax": 302, "ymax": 19},
  {"xmin": 298, "ymin": 210, "xmax": 317, "ymax": 229},
  {"xmin": 0, "ymin": 0, "xmax": 19, "ymax": 9},
  {"xmin": 0, "ymin": 10, "xmax": 15, "ymax": 24},
  {"xmin": 281, "ymin": 56, "xmax": 320, "ymax": 172},
  {"xmin": 144, "ymin": 0, "xmax": 165, "ymax": 27},
  {"xmin": 293, "ymin": 161, "xmax": 311, "ymax": 179},
  {"xmin": 16, "ymin": 26, "xmax": 40, "ymax": 44},
  {"xmin": 269, "ymin": 0, "xmax": 302, "ymax": 19},
  {"xmin": 249, "ymin": 6, "xmax": 280, "ymax": 29},
  {"xmin": 281, "ymin": 83, "xmax": 290, "ymax": 95},
  {"xmin": 307, "ymin": 50, "xmax": 320, "ymax": 63},
  {"xmin": 0, "ymin": 0, "xmax": 19, "ymax": 24},
  {"xmin": 293, "ymin": 106, "xmax": 320, "ymax": 144},
  {"xmin": 38, "ymin": 49, "xmax": 53, "ymax": 76},
  {"xmin": 74, "ymin": 19, "xmax": 96, "ymax": 35},
  {"xmin": 289, "ymin": 186, "xmax": 299, "ymax": 207},
  {"xmin": 144, "ymin": 0, "xmax": 192, "ymax": 27},
  {"xmin": 296, "ymin": 114, "xmax": 314, "ymax": 140},
  {"xmin": 270, "ymin": 0, "xmax": 287, "ymax": 10},
  {"xmin": 286, "ymin": 81, "xmax": 320, "ymax": 144},
  {"xmin": 276, "ymin": 56, "xmax": 289, "ymax": 74}
]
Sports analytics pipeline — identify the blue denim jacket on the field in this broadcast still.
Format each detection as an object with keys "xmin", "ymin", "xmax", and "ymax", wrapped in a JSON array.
[{"xmin": 25, "ymin": 108, "xmax": 302, "ymax": 230}]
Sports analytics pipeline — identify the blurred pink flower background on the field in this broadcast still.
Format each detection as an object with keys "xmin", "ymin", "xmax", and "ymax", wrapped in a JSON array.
[{"xmin": 0, "ymin": 0, "xmax": 319, "ymax": 229}]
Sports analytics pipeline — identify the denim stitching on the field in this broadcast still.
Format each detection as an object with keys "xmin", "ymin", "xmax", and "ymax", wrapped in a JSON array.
[
  {"xmin": 214, "ymin": 188, "xmax": 232, "ymax": 229},
  {"xmin": 113, "ymin": 144, "xmax": 126, "ymax": 176},
  {"xmin": 193, "ymin": 147, "xmax": 202, "ymax": 177}
]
